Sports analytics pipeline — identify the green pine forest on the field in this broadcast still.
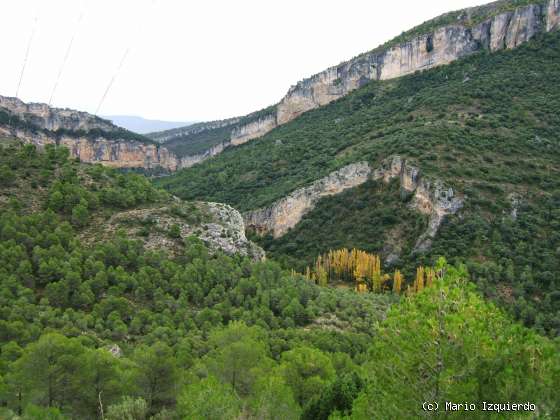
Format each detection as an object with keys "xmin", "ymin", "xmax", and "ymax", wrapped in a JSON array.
[
  {"xmin": 0, "ymin": 142, "xmax": 559, "ymax": 418},
  {"xmin": 1, "ymin": 4, "xmax": 560, "ymax": 420},
  {"xmin": 159, "ymin": 30, "xmax": 560, "ymax": 338}
]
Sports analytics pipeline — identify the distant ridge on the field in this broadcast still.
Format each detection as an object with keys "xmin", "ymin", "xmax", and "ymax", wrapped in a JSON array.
[{"xmin": 104, "ymin": 115, "xmax": 195, "ymax": 134}]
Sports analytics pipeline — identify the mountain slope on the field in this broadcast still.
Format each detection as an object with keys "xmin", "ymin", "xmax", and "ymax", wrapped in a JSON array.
[
  {"xmin": 149, "ymin": 0, "xmax": 560, "ymax": 166},
  {"xmin": 158, "ymin": 30, "xmax": 560, "ymax": 335},
  {"xmin": 0, "ymin": 95, "xmax": 188, "ymax": 171}
]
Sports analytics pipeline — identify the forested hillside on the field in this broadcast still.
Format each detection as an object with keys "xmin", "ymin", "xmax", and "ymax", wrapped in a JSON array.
[
  {"xmin": 0, "ymin": 143, "xmax": 558, "ymax": 418},
  {"xmin": 158, "ymin": 30, "xmax": 560, "ymax": 336}
]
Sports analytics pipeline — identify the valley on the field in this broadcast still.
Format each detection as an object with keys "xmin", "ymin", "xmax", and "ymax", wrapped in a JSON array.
[{"xmin": 1, "ymin": 0, "xmax": 559, "ymax": 418}]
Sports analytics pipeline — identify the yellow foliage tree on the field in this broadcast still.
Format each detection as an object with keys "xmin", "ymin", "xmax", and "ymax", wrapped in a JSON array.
[{"xmin": 393, "ymin": 270, "xmax": 403, "ymax": 295}]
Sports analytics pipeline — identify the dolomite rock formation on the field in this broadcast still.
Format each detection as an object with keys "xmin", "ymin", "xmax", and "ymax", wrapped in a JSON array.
[
  {"xmin": 177, "ymin": 142, "xmax": 227, "ymax": 169},
  {"xmin": 244, "ymin": 162, "xmax": 372, "ymax": 238},
  {"xmin": 372, "ymin": 156, "xmax": 463, "ymax": 252},
  {"xmin": 245, "ymin": 156, "xmax": 463, "ymax": 253},
  {"xmin": 231, "ymin": 114, "xmax": 277, "ymax": 146},
  {"xmin": 148, "ymin": 117, "xmax": 243, "ymax": 143},
  {"xmin": 548, "ymin": 0, "xmax": 560, "ymax": 31}
]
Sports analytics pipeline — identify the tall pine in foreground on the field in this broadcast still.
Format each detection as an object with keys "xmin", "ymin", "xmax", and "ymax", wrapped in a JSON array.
[{"xmin": 351, "ymin": 261, "xmax": 560, "ymax": 419}]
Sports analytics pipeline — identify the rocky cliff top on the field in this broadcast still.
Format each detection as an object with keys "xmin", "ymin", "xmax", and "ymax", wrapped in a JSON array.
[{"xmin": 0, "ymin": 95, "xmax": 117, "ymax": 133}]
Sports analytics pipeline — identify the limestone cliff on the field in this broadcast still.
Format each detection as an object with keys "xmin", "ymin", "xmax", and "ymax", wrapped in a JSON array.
[
  {"xmin": 0, "ymin": 95, "xmax": 182, "ymax": 171},
  {"xmin": 148, "ymin": 117, "xmax": 243, "ymax": 144},
  {"xmin": 245, "ymin": 157, "xmax": 463, "ymax": 253},
  {"xmin": 84, "ymin": 199, "xmax": 265, "ymax": 260},
  {"xmin": 231, "ymin": 114, "xmax": 277, "ymax": 146},
  {"xmin": 371, "ymin": 156, "xmax": 463, "ymax": 252},
  {"xmin": 276, "ymin": 1, "xmax": 558, "ymax": 125},
  {"xmin": 0, "ymin": 96, "xmax": 117, "ymax": 132},
  {"xmin": 244, "ymin": 163, "xmax": 372, "ymax": 238},
  {"xmin": 154, "ymin": 0, "xmax": 559, "ymax": 166},
  {"xmin": 59, "ymin": 137, "xmax": 179, "ymax": 170},
  {"xmin": 177, "ymin": 142, "xmax": 227, "ymax": 169}
]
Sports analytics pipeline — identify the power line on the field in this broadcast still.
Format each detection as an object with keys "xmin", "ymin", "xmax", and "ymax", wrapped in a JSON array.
[
  {"xmin": 94, "ymin": 0, "xmax": 158, "ymax": 116},
  {"xmin": 95, "ymin": 48, "xmax": 129, "ymax": 115},
  {"xmin": 15, "ymin": 15, "xmax": 39, "ymax": 98},
  {"xmin": 49, "ymin": 4, "xmax": 85, "ymax": 106}
]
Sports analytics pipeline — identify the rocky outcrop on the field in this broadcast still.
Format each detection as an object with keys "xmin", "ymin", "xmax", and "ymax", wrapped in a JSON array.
[
  {"xmin": 147, "ymin": 1, "xmax": 560, "ymax": 167},
  {"xmin": 231, "ymin": 114, "xmax": 277, "ymax": 146},
  {"xmin": 88, "ymin": 200, "xmax": 265, "ymax": 260},
  {"xmin": 59, "ymin": 137, "xmax": 179, "ymax": 170},
  {"xmin": 0, "ymin": 95, "xmax": 117, "ymax": 132},
  {"xmin": 177, "ymin": 142, "xmax": 227, "ymax": 168},
  {"xmin": 244, "ymin": 162, "xmax": 372, "ymax": 237},
  {"xmin": 371, "ymin": 156, "xmax": 463, "ymax": 252},
  {"xmin": 276, "ymin": 1, "xmax": 559, "ymax": 125},
  {"xmin": 148, "ymin": 117, "xmax": 243, "ymax": 143},
  {"xmin": 548, "ymin": 0, "xmax": 560, "ymax": 31},
  {"xmin": 0, "ymin": 95, "xmax": 184, "ymax": 171},
  {"xmin": 245, "ymin": 156, "xmax": 463, "ymax": 252}
]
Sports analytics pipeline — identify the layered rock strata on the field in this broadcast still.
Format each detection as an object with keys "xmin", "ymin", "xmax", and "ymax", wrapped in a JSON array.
[
  {"xmin": 230, "ymin": 1, "xmax": 560, "ymax": 140},
  {"xmin": 244, "ymin": 162, "xmax": 372, "ymax": 237},
  {"xmin": 244, "ymin": 156, "xmax": 463, "ymax": 252}
]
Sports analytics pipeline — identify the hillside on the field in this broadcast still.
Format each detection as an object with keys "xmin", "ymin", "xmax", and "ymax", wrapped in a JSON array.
[
  {"xmin": 148, "ymin": 0, "xmax": 560, "ymax": 166},
  {"xmin": 0, "ymin": 143, "xmax": 559, "ymax": 418},
  {"xmin": 158, "ymin": 29, "xmax": 560, "ymax": 335},
  {"xmin": 147, "ymin": 106, "xmax": 277, "ymax": 167},
  {"xmin": 3, "ymin": 0, "xmax": 560, "ymax": 418}
]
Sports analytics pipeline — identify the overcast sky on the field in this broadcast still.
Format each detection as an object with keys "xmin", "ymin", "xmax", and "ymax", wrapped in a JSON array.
[{"xmin": 1, "ymin": 0, "xmax": 486, "ymax": 122}]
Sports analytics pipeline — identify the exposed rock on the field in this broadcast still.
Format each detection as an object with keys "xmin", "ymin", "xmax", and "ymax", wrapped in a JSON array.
[
  {"xmin": 148, "ymin": 117, "xmax": 243, "ymax": 143},
  {"xmin": 548, "ymin": 0, "xmax": 560, "ymax": 31},
  {"xmin": 509, "ymin": 193, "xmax": 522, "ymax": 220},
  {"xmin": 372, "ymin": 156, "xmax": 463, "ymax": 252},
  {"xmin": 244, "ymin": 162, "xmax": 372, "ymax": 237},
  {"xmin": 177, "ymin": 142, "xmax": 227, "ymax": 168},
  {"xmin": 87, "ymin": 201, "xmax": 264, "ymax": 260},
  {"xmin": 0, "ymin": 95, "xmax": 185, "ymax": 171},
  {"xmin": 0, "ymin": 95, "xmax": 117, "ymax": 132},
  {"xmin": 231, "ymin": 114, "xmax": 277, "ymax": 146},
  {"xmin": 245, "ymin": 156, "xmax": 463, "ymax": 254},
  {"xmin": 60, "ymin": 137, "xmax": 178, "ymax": 170},
  {"xmin": 106, "ymin": 344, "xmax": 123, "ymax": 358},
  {"xmin": 146, "ymin": 1, "xmax": 560, "ymax": 167},
  {"xmin": 275, "ymin": 1, "xmax": 559, "ymax": 126}
]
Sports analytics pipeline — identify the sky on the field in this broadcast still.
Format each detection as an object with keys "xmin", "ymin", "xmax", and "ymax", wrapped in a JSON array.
[{"xmin": 1, "ymin": 0, "xmax": 487, "ymax": 122}]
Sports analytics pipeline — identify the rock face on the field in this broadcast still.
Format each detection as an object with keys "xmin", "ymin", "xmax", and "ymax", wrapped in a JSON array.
[
  {"xmin": 244, "ymin": 162, "xmax": 372, "ymax": 238},
  {"xmin": 372, "ymin": 156, "xmax": 463, "ymax": 252},
  {"xmin": 89, "ymin": 201, "xmax": 265, "ymax": 260},
  {"xmin": 0, "ymin": 124, "xmax": 180, "ymax": 171},
  {"xmin": 59, "ymin": 137, "xmax": 179, "ymax": 170},
  {"xmin": 275, "ymin": 0, "xmax": 559, "ymax": 125},
  {"xmin": 177, "ymin": 142, "xmax": 227, "ymax": 169},
  {"xmin": 245, "ymin": 156, "xmax": 463, "ymax": 253},
  {"xmin": 0, "ymin": 96, "xmax": 117, "ymax": 132},
  {"xmin": 148, "ymin": 117, "xmax": 243, "ymax": 144},
  {"xmin": 548, "ymin": 0, "xmax": 560, "ymax": 31},
  {"xmin": 204, "ymin": 202, "xmax": 265, "ymax": 260},
  {"xmin": 0, "ymin": 95, "xmax": 182, "ymax": 171},
  {"xmin": 231, "ymin": 115, "xmax": 278, "ymax": 146},
  {"xmin": 146, "ymin": 1, "xmax": 560, "ymax": 167}
]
